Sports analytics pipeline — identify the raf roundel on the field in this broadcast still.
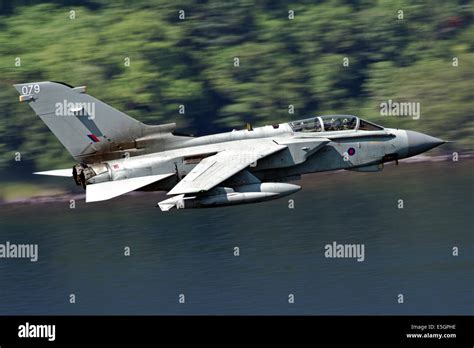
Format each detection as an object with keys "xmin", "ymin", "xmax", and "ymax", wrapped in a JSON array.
[{"xmin": 348, "ymin": 147, "xmax": 356, "ymax": 156}]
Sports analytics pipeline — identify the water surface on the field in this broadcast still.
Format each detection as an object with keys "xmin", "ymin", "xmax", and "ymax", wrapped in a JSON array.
[{"xmin": 0, "ymin": 160, "xmax": 472, "ymax": 315}]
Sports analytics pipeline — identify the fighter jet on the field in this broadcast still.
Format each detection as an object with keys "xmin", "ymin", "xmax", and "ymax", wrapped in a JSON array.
[{"xmin": 14, "ymin": 81, "xmax": 446, "ymax": 210}]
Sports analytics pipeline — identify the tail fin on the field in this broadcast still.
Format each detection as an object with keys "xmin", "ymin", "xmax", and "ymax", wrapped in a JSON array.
[{"xmin": 14, "ymin": 81, "xmax": 175, "ymax": 163}]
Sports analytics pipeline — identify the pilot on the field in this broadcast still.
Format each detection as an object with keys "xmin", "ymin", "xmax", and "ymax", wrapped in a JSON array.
[{"xmin": 342, "ymin": 118, "xmax": 349, "ymax": 130}]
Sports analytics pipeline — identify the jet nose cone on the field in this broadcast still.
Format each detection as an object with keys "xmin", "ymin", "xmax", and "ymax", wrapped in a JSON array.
[{"xmin": 406, "ymin": 130, "xmax": 446, "ymax": 157}]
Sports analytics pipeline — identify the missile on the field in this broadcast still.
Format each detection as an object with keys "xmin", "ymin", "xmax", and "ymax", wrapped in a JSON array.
[{"xmin": 157, "ymin": 183, "xmax": 301, "ymax": 211}]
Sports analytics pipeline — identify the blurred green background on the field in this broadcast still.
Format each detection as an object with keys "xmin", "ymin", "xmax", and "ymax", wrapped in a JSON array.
[{"xmin": 0, "ymin": 0, "xmax": 472, "ymax": 174}]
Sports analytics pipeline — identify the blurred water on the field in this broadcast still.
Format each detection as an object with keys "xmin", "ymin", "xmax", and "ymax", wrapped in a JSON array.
[{"xmin": 0, "ymin": 160, "xmax": 472, "ymax": 315}]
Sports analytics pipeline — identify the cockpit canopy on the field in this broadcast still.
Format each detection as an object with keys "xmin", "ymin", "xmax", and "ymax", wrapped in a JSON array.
[{"xmin": 288, "ymin": 115, "xmax": 383, "ymax": 133}]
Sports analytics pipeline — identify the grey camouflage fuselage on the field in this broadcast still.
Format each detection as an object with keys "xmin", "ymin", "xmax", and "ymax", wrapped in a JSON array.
[{"xmin": 15, "ymin": 81, "xmax": 445, "ymax": 210}]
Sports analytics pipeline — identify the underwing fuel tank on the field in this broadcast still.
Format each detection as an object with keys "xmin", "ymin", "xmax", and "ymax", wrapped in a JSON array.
[{"xmin": 157, "ymin": 183, "xmax": 301, "ymax": 211}]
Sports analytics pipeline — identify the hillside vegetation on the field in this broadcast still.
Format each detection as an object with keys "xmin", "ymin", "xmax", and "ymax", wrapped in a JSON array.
[{"xmin": 0, "ymin": 0, "xmax": 472, "ymax": 171}]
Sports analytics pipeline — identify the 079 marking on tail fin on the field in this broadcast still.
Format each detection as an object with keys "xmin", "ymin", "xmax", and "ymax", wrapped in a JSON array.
[{"xmin": 21, "ymin": 84, "xmax": 40, "ymax": 95}]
